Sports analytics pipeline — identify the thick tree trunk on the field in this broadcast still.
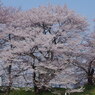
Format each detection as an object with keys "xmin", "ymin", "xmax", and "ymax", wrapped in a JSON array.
[
  {"xmin": 88, "ymin": 75, "xmax": 93, "ymax": 85},
  {"xmin": 87, "ymin": 68, "xmax": 94, "ymax": 85}
]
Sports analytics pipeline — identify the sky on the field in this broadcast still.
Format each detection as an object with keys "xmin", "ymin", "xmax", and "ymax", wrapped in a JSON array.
[{"xmin": 1, "ymin": 0, "xmax": 95, "ymax": 30}]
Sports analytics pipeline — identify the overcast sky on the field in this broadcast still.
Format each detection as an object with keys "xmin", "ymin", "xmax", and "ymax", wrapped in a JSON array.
[{"xmin": 2, "ymin": 0, "xmax": 95, "ymax": 30}]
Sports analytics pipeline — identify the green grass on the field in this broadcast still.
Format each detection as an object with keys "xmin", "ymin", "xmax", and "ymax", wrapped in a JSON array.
[
  {"xmin": 70, "ymin": 85, "xmax": 95, "ymax": 95},
  {"xmin": 0, "ymin": 85, "xmax": 95, "ymax": 95}
]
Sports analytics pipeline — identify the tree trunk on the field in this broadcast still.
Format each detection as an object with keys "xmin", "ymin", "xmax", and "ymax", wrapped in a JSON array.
[
  {"xmin": 87, "ymin": 68, "xmax": 94, "ymax": 85},
  {"xmin": 7, "ymin": 65, "xmax": 12, "ymax": 95},
  {"xmin": 32, "ymin": 58, "xmax": 38, "ymax": 95},
  {"xmin": 33, "ymin": 71, "xmax": 38, "ymax": 94},
  {"xmin": 88, "ymin": 74, "xmax": 93, "ymax": 85}
]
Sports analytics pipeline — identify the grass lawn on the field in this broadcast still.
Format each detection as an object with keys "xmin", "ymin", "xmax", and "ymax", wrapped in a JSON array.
[
  {"xmin": 70, "ymin": 85, "xmax": 95, "ymax": 95},
  {"xmin": 0, "ymin": 85, "xmax": 95, "ymax": 95}
]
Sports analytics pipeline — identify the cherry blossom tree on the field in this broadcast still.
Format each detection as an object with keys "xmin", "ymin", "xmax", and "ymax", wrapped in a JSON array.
[
  {"xmin": 0, "ymin": 5, "xmax": 88, "ymax": 94},
  {"xmin": 0, "ymin": 1, "xmax": 21, "ymax": 94},
  {"xmin": 60, "ymin": 29, "xmax": 95, "ymax": 86}
]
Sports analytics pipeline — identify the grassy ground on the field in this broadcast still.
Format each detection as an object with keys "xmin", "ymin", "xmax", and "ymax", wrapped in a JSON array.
[
  {"xmin": 0, "ymin": 85, "xmax": 95, "ymax": 95},
  {"xmin": 70, "ymin": 85, "xmax": 95, "ymax": 95}
]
